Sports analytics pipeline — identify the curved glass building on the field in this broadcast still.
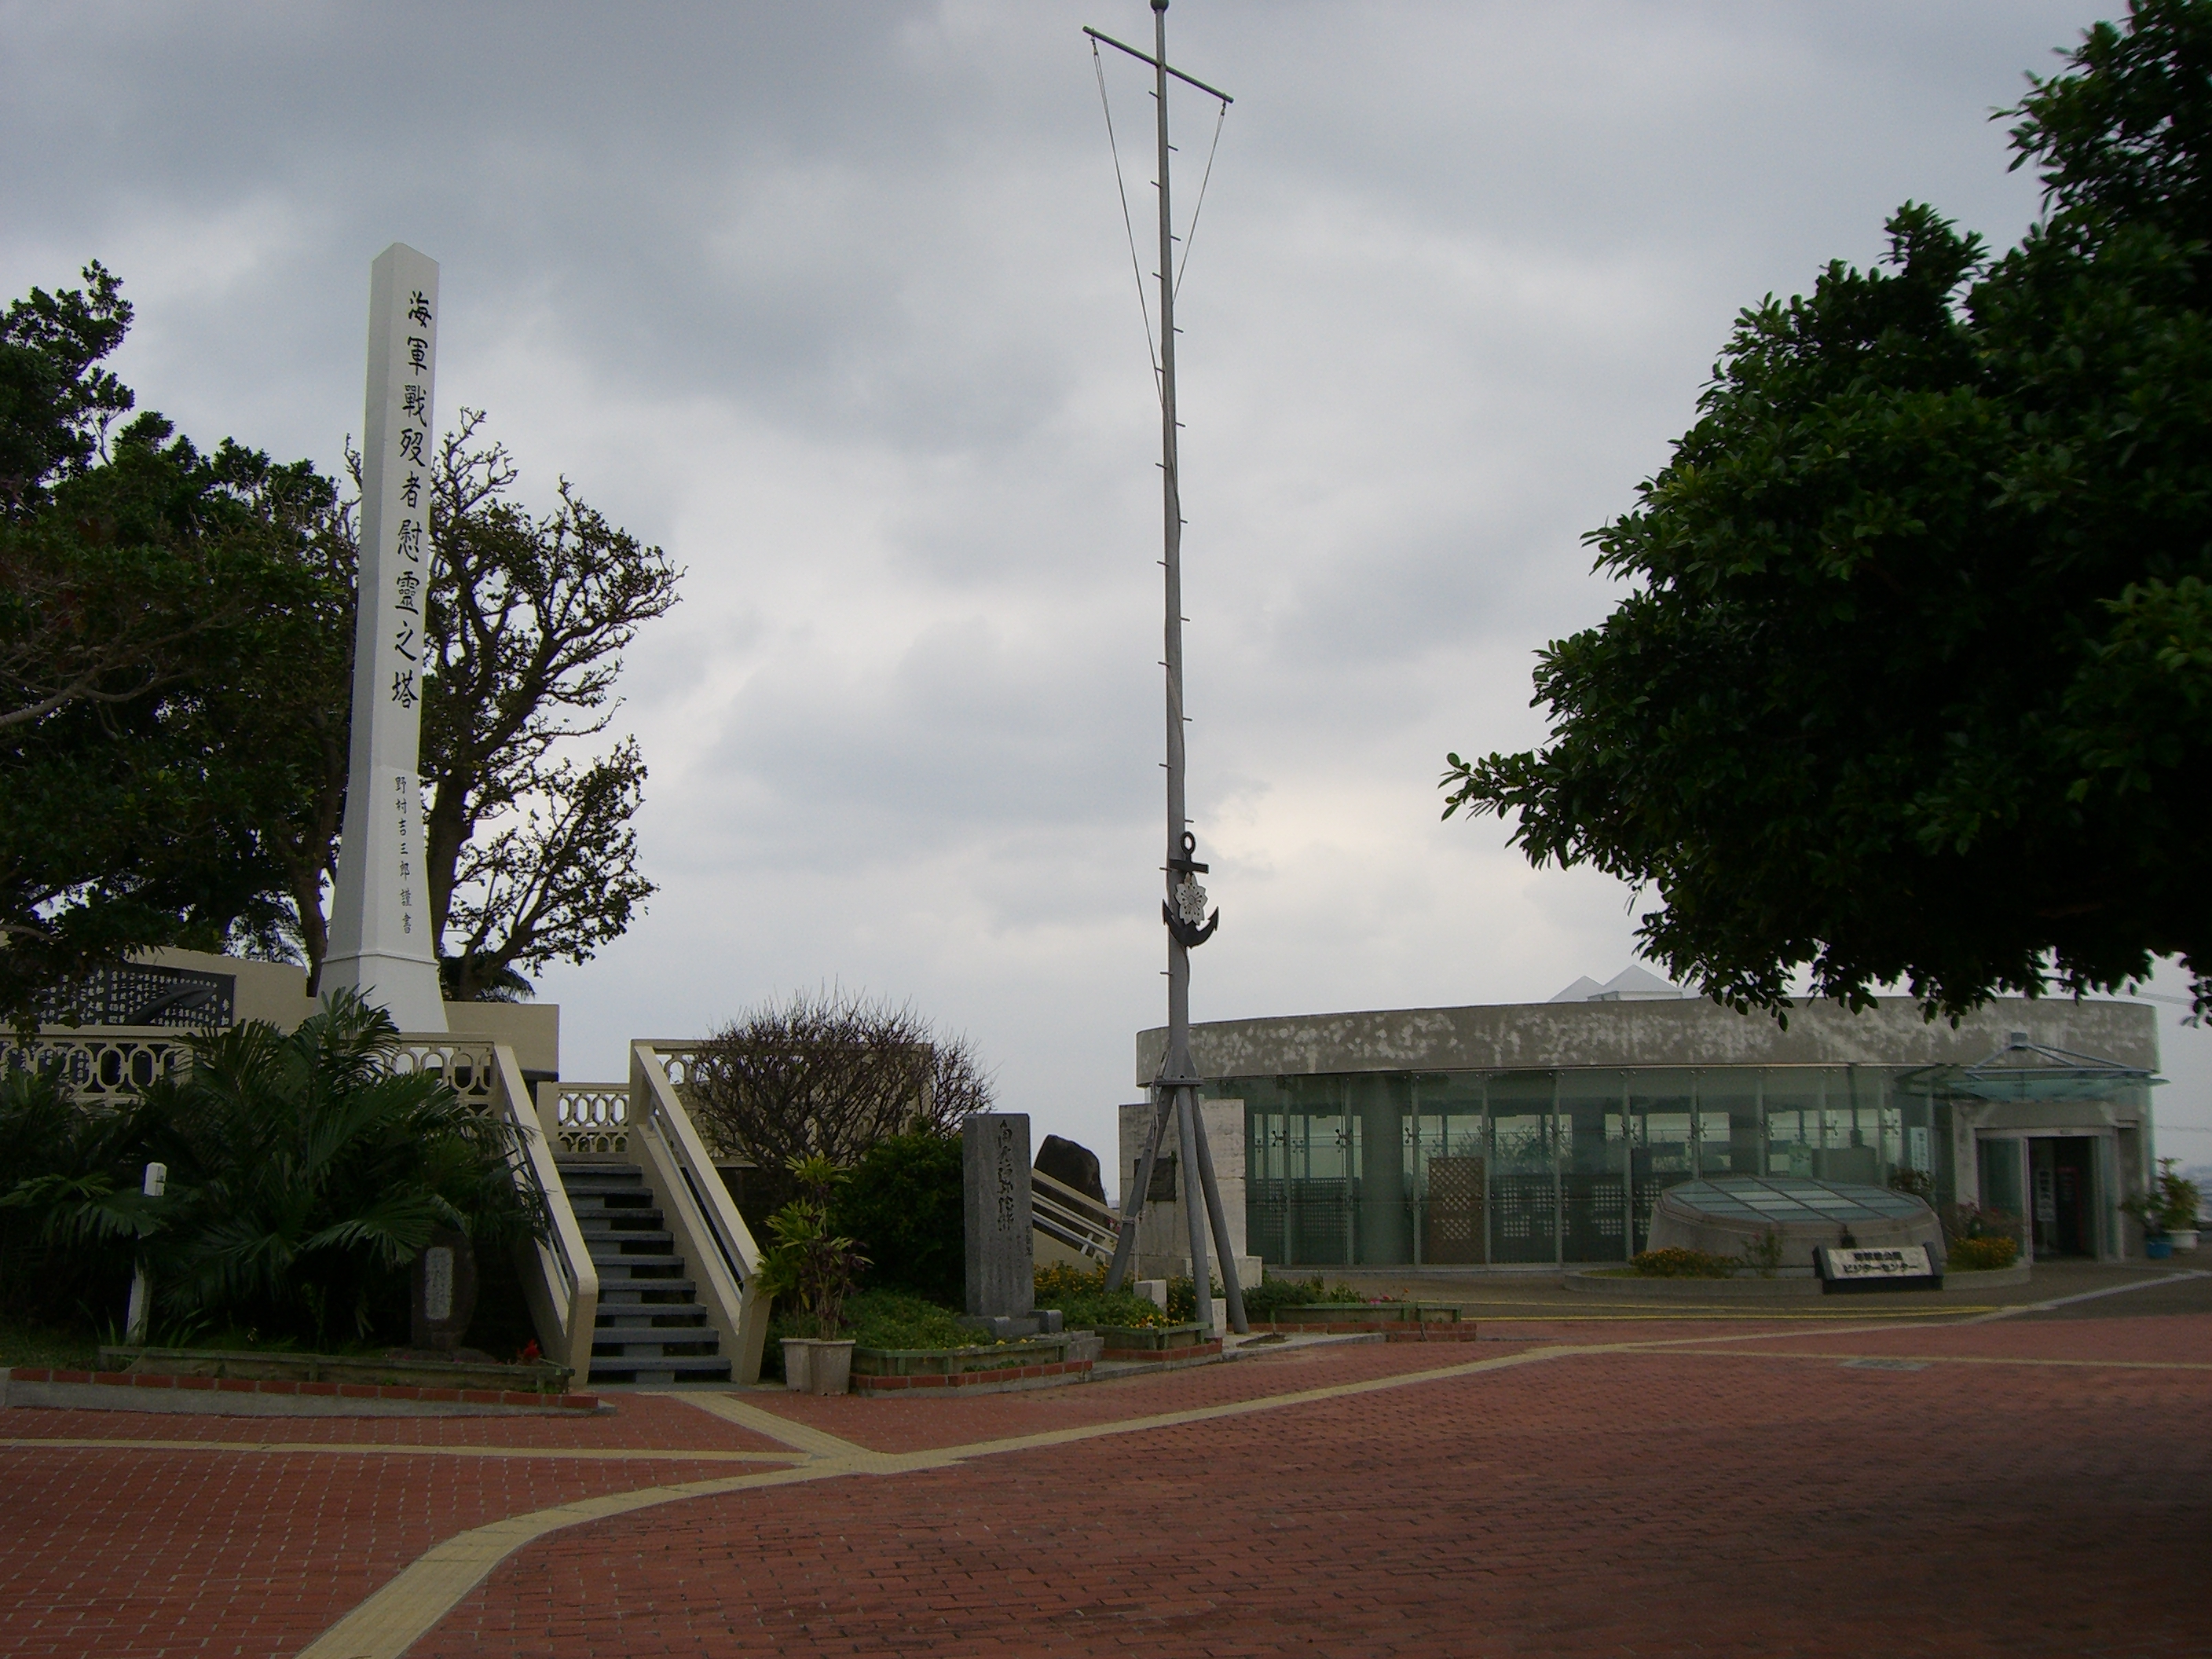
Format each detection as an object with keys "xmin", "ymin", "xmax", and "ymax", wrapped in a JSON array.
[{"xmin": 1133, "ymin": 985, "xmax": 2160, "ymax": 1269}]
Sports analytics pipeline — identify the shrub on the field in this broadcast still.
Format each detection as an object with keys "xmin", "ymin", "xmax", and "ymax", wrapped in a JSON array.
[
  {"xmin": 1033, "ymin": 1261, "xmax": 1171, "ymax": 1330},
  {"xmin": 1740, "ymin": 1229, "xmax": 1785, "ymax": 1277},
  {"xmin": 0, "ymin": 1065, "xmax": 170, "ymax": 1326},
  {"xmin": 0, "ymin": 993, "xmax": 544, "ymax": 1348},
  {"xmin": 757, "ymin": 1155, "xmax": 866, "ymax": 1339},
  {"xmin": 687, "ymin": 988, "xmax": 991, "ymax": 1218},
  {"xmin": 1630, "ymin": 1247, "xmax": 1738, "ymax": 1279},
  {"xmin": 1949, "ymin": 1234, "xmax": 2019, "ymax": 1272},
  {"xmin": 1241, "ymin": 1274, "xmax": 1364, "ymax": 1316},
  {"xmin": 833, "ymin": 1129, "xmax": 963, "ymax": 1306}
]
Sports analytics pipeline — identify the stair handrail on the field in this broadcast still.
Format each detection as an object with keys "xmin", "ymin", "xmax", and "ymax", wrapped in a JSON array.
[
  {"xmin": 1031, "ymin": 1166, "xmax": 1122, "ymax": 1264},
  {"xmin": 485, "ymin": 1042, "xmax": 599, "ymax": 1379},
  {"xmin": 630, "ymin": 1041, "xmax": 772, "ymax": 1384}
]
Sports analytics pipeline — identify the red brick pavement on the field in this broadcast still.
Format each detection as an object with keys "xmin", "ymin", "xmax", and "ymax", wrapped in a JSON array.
[
  {"xmin": 5, "ymin": 1316, "xmax": 2207, "ymax": 1657},
  {"xmin": 0, "ymin": 1394, "xmax": 791, "ymax": 1659}
]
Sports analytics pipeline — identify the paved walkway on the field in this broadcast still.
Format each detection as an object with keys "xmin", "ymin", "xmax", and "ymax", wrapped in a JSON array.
[{"xmin": 5, "ymin": 1273, "xmax": 2207, "ymax": 1657}]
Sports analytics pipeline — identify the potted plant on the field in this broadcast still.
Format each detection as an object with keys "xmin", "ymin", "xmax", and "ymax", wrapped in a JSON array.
[
  {"xmin": 2124, "ymin": 1159, "xmax": 2201, "ymax": 1258},
  {"xmin": 763, "ymin": 1155, "xmax": 868, "ymax": 1395}
]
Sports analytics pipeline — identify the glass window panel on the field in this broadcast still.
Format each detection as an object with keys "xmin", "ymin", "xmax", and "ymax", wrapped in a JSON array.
[
  {"xmin": 1558, "ymin": 1069, "xmax": 1629, "ymax": 1263},
  {"xmin": 1487, "ymin": 1071, "xmax": 1557, "ymax": 1265}
]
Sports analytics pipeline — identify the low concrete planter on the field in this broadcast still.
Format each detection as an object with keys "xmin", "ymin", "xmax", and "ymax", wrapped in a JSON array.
[
  {"xmin": 98, "ymin": 1345, "xmax": 573, "ymax": 1393},
  {"xmin": 782, "ymin": 1338, "xmax": 856, "ymax": 1396},
  {"xmin": 1097, "ymin": 1323, "xmax": 1220, "ymax": 1363},
  {"xmin": 1566, "ymin": 1262, "xmax": 2031, "ymax": 1297},
  {"xmin": 850, "ymin": 1335, "xmax": 1090, "ymax": 1396},
  {"xmin": 1262, "ymin": 1303, "xmax": 1462, "ymax": 1331},
  {"xmin": 8, "ymin": 1365, "xmax": 598, "ymax": 1415}
]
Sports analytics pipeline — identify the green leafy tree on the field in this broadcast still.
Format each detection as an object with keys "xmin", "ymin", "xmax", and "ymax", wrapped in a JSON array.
[
  {"xmin": 286, "ymin": 414, "xmax": 676, "ymax": 999},
  {"xmin": 1444, "ymin": 0, "xmax": 2212, "ymax": 1020},
  {"xmin": 832, "ymin": 1130, "xmax": 965, "ymax": 1306},
  {"xmin": 0, "ymin": 262, "xmax": 350, "ymax": 1020}
]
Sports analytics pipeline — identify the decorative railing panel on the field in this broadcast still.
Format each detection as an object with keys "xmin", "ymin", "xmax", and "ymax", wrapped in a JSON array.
[
  {"xmin": 1, "ymin": 1029, "xmax": 193, "ymax": 1107},
  {"xmin": 538, "ymin": 1081, "xmax": 630, "ymax": 1155},
  {"xmin": 385, "ymin": 1037, "xmax": 500, "ymax": 1115}
]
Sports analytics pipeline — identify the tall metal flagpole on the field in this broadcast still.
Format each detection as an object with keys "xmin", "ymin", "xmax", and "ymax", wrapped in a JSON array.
[{"xmin": 1091, "ymin": 1, "xmax": 1246, "ymax": 1337}]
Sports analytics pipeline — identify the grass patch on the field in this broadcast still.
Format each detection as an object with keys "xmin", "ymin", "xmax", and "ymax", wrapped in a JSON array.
[
  {"xmin": 0, "ymin": 1318, "xmax": 103, "ymax": 1370},
  {"xmin": 1629, "ymin": 1247, "xmax": 1739, "ymax": 1279}
]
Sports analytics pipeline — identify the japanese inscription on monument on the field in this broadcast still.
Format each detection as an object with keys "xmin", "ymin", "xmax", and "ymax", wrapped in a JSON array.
[
  {"xmin": 963, "ymin": 1112, "xmax": 1034, "ymax": 1319},
  {"xmin": 322, "ymin": 243, "xmax": 448, "ymax": 1031}
]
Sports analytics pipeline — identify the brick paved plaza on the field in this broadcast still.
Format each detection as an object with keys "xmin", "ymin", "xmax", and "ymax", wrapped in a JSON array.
[{"xmin": 5, "ymin": 1265, "xmax": 2207, "ymax": 1657}]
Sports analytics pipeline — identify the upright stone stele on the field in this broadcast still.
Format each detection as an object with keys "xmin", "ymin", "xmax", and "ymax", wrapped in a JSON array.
[
  {"xmin": 963, "ymin": 1112, "xmax": 1035, "ymax": 1321},
  {"xmin": 323, "ymin": 243, "xmax": 447, "ymax": 1031}
]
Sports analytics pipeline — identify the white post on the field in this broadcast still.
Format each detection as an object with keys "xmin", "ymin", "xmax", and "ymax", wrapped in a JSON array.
[
  {"xmin": 324, "ymin": 244, "xmax": 447, "ymax": 1031},
  {"xmin": 124, "ymin": 1162, "xmax": 167, "ymax": 1345}
]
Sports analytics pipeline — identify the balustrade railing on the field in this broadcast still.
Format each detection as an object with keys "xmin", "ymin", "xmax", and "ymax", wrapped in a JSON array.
[
  {"xmin": 537, "ymin": 1079, "xmax": 631, "ymax": 1155},
  {"xmin": 632, "ymin": 1041, "xmax": 771, "ymax": 1382},
  {"xmin": 478, "ymin": 1043, "xmax": 598, "ymax": 1378},
  {"xmin": 1, "ymin": 1027, "xmax": 192, "ymax": 1106},
  {"xmin": 1032, "ymin": 1166, "xmax": 1122, "ymax": 1265}
]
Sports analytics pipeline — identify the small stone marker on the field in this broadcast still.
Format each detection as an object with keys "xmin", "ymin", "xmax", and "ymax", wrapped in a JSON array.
[
  {"xmin": 963, "ymin": 1112, "xmax": 1035, "ymax": 1322},
  {"xmin": 410, "ymin": 1227, "xmax": 478, "ymax": 1350}
]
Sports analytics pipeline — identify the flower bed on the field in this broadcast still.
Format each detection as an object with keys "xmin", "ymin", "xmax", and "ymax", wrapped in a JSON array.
[
  {"xmin": 1255, "ymin": 1303, "xmax": 1476, "ymax": 1340},
  {"xmin": 9, "ymin": 1364, "xmax": 597, "ymax": 1411},
  {"xmin": 1096, "ymin": 1323, "xmax": 1220, "ymax": 1364},
  {"xmin": 97, "ymin": 1345, "xmax": 574, "ymax": 1393},
  {"xmin": 848, "ymin": 1334, "xmax": 1090, "ymax": 1395}
]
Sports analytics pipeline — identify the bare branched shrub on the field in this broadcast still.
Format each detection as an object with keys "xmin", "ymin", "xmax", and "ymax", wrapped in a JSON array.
[{"xmin": 688, "ymin": 988, "xmax": 993, "ymax": 1199}]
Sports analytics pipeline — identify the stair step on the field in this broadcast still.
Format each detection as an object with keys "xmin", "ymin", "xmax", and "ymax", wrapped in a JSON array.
[
  {"xmin": 578, "ymin": 1215, "xmax": 670, "ymax": 1236},
  {"xmin": 592, "ymin": 1335, "xmax": 723, "ymax": 1360},
  {"xmin": 584, "ymin": 1231, "xmax": 676, "ymax": 1251},
  {"xmin": 596, "ymin": 1281, "xmax": 698, "ymax": 1304},
  {"xmin": 586, "ymin": 1356, "xmax": 733, "ymax": 1384},
  {"xmin": 596, "ymin": 1306, "xmax": 711, "ymax": 1328}
]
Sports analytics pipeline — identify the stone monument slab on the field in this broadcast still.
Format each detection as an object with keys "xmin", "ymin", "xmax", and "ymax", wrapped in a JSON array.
[
  {"xmin": 324, "ymin": 242, "xmax": 447, "ymax": 1031},
  {"xmin": 964, "ymin": 1112, "xmax": 1035, "ymax": 1320}
]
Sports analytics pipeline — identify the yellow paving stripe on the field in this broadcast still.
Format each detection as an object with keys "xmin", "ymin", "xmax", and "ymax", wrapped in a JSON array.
[
  {"xmin": 1653, "ymin": 1348, "xmax": 2212, "ymax": 1372},
  {"xmin": 1469, "ymin": 1308, "xmax": 2000, "ymax": 1321},
  {"xmin": 656, "ymin": 1390, "xmax": 870, "ymax": 1456},
  {"xmin": 0, "ymin": 1437, "xmax": 806, "ymax": 1463}
]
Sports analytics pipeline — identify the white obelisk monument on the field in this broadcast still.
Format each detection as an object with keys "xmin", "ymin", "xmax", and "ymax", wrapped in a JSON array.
[{"xmin": 323, "ymin": 243, "xmax": 447, "ymax": 1031}]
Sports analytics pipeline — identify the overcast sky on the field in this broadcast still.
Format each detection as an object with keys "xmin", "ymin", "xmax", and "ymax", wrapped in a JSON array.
[{"xmin": 7, "ymin": 0, "xmax": 2207, "ymax": 1177}]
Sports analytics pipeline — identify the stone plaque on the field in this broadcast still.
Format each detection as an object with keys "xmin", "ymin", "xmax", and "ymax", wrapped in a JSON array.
[
  {"xmin": 963, "ymin": 1113, "xmax": 1034, "ymax": 1319},
  {"xmin": 409, "ymin": 1226, "xmax": 478, "ymax": 1350}
]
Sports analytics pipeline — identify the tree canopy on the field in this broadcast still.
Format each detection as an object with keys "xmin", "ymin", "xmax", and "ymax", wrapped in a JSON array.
[{"xmin": 1442, "ymin": 0, "xmax": 2212, "ymax": 1020}]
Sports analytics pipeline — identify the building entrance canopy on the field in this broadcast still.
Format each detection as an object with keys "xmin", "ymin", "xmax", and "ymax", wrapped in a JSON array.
[{"xmin": 1894, "ymin": 1033, "xmax": 2159, "ymax": 1104}]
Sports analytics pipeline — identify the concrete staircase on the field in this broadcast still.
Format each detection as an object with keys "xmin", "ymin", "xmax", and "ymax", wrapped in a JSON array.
[{"xmin": 558, "ymin": 1160, "xmax": 731, "ymax": 1384}]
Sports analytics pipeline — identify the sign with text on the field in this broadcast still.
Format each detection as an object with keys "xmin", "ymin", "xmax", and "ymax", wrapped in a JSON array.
[{"xmin": 1815, "ymin": 1244, "xmax": 1942, "ymax": 1292}]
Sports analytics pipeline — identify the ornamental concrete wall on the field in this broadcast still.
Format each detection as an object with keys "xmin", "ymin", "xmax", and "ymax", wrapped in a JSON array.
[{"xmin": 1136, "ymin": 996, "xmax": 2157, "ymax": 1084}]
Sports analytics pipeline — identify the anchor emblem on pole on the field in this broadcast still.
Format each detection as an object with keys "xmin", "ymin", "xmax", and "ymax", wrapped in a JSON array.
[{"xmin": 1163, "ymin": 830, "xmax": 1219, "ymax": 947}]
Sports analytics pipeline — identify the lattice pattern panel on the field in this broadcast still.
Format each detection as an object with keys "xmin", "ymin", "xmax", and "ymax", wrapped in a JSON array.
[
  {"xmin": 1423, "ymin": 1155, "xmax": 1486, "ymax": 1264},
  {"xmin": 388, "ymin": 1038, "xmax": 500, "ymax": 1115},
  {"xmin": 2, "ymin": 1034, "xmax": 191, "ymax": 1106},
  {"xmin": 545, "ymin": 1082, "xmax": 630, "ymax": 1155}
]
